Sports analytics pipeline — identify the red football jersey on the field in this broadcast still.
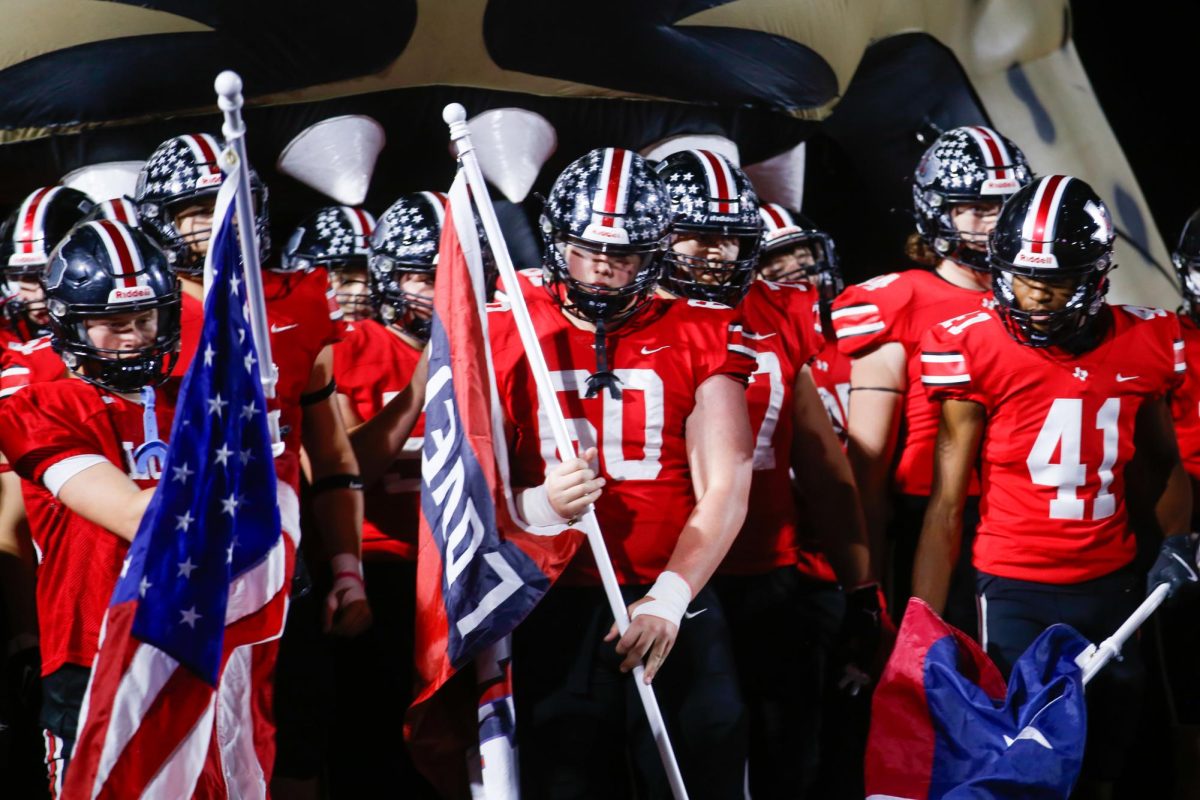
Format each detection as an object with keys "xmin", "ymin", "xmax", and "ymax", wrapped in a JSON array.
[
  {"xmin": 170, "ymin": 290, "xmax": 204, "ymax": 377},
  {"xmin": 263, "ymin": 269, "xmax": 347, "ymax": 492},
  {"xmin": 0, "ymin": 379, "xmax": 174, "ymax": 675},
  {"xmin": 1171, "ymin": 314, "xmax": 1200, "ymax": 485},
  {"xmin": 720, "ymin": 280, "xmax": 824, "ymax": 575},
  {"xmin": 332, "ymin": 319, "xmax": 424, "ymax": 560},
  {"xmin": 0, "ymin": 334, "xmax": 66, "ymax": 399},
  {"xmin": 832, "ymin": 270, "xmax": 991, "ymax": 496},
  {"xmin": 921, "ymin": 305, "xmax": 1184, "ymax": 584},
  {"xmin": 490, "ymin": 295, "xmax": 756, "ymax": 586}
]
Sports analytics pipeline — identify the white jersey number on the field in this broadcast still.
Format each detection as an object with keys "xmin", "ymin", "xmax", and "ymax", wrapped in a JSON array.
[
  {"xmin": 750, "ymin": 351, "xmax": 785, "ymax": 470},
  {"xmin": 1026, "ymin": 397, "xmax": 1120, "ymax": 520},
  {"xmin": 539, "ymin": 368, "xmax": 664, "ymax": 480}
]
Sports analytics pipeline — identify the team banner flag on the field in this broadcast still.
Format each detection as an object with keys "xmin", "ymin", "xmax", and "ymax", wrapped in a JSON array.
[
  {"xmin": 865, "ymin": 599, "xmax": 1090, "ymax": 800},
  {"xmin": 64, "ymin": 171, "xmax": 296, "ymax": 799},
  {"xmin": 406, "ymin": 171, "xmax": 582, "ymax": 796}
]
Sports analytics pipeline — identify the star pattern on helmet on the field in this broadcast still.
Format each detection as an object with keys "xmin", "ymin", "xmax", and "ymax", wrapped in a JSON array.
[
  {"xmin": 375, "ymin": 197, "xmax": 440, "ymax": 263},
  {"xmin": 546, "ymin": 149, "xmax": 670, "ymax": 244}
]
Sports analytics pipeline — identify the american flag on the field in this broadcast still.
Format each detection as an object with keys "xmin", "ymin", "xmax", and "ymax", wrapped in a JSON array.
[
  {"xmin": 405, "ymin": 172, "xmax": 582, "ymax": 798},
  {"xmin": 64, "ymin": 176, "xmax": 295, "ymax": 799}
]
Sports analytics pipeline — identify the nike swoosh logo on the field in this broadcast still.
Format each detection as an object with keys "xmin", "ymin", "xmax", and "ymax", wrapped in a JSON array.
[
  {"xmin": 1115, "ymin": 374, "xmax": 1139, "ymax": 383},
  {"xmin": 641, "ymin": 345, "xmax": 670, "ymax": 355},
  {"xmin": 742, "ymin": 331, "xmax": 777, "ymax": 341},
  {"xmin": 270, "ymin": 323, "xmax": 299, "ymax": 334},
  {"xmin": 683, "ymin": 608, "xmax": 708, "ymax": 620}
]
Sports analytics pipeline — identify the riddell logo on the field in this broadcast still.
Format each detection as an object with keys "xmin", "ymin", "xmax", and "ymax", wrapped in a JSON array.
[
  {"xmin": 582, "ymin": 224, "xmax": 630, "ymax": 246},
  {"xmin": 196, "ymin": 174, "xmax": 223, "ymax": 188},
  {"xmin": 107, "ymin": 286, "xmax": 155, "ymax": 303},
  {"xmin": 1013, "ymin": 251, "xmax": 1058, "ymax": 268},
  {"xmin": 982, "ymin": 178, "xmax": 1020, "ymax": 194}
]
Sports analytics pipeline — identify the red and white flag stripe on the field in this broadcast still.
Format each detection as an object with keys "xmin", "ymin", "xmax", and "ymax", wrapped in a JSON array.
[{"xmin": 691, "ymin": 149, "xmax": 738, "ymax": 214}]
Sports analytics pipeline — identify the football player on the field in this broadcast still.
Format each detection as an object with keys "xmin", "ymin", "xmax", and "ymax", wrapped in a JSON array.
[
  {"xmin": 831, "ymin": 125, "xmax": 1033, "ymax": 635},
  {"xmin": 0, "ymin": 220, "xmax": 180, "ymax": 795},
  {"xmin": 137, "ymin": 133, "xmax": 367, "ymax": 796},
  {"xmin": 914, "ymin": 175, "xmax": 1192, "ymax": 795},
  {"xmin": 325, "ymin": 192, "xmax": 441, "ymax": 797},
  {"xmin": 283, "ymin": 204, "xmax": 377, "ymax": 322},
  {"xmin": 494, "ymin": 147, "xmax": 755, "ymax": 798},
  {"xmin": 655, "ymin": 151, "xmax": 880, "ymax": 797}
]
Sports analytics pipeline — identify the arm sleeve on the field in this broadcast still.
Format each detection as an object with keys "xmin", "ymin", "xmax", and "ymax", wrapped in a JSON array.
[
  {"xmin": 831, "ymin": 275, "xmax": 910, "ymax": 358},
  {"xmin": 0, "ymin": 388, "xmax": 108, "ymax": 486},
  {"xmin": 919, "ymin": 320, "xmax": 989, "ymax": 408}
]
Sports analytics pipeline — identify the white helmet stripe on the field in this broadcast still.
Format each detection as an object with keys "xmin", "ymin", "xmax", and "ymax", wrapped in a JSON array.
[
  {"xmin": 180, "ymin": 134, "xmax": 222, "ymax": 178},
  {"xmin": 691, "ymin": 149, "xmax": 737, "ymax": 213},
  {"xmin": 591, "ymin": 148, "xmax": 633, "ymax": 228},
  {"xmin": 15, "ymin": 186, "xmax": 62, "ymax": 257},
  {"xmin": 760, "ymin": 203, "xmax": 795, "ymax": 232},
  {"xmin": 965, "ymin": 126, "xmax": 1012, "ymax": 177},
  {"xmin": 90, "ymin": 220, "xmax": 145, "ymax": 290},
  {"xmin": 420, "ymin": 192, "xmax": 447, "ymax": 229},
  {"xmin": 1022, "ymin": 175, "xmax": 1073, "ymax": 254}
]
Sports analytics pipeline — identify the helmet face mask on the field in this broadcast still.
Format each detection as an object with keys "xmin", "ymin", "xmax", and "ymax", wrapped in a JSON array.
[
  {"xmin": 541, "ymin": 148, "xmax": 671, "ymax": 326},
  {"xmin": 913, "ymin": 126, "xmax": 1032, "ymax": 273},
  {"xmin": 988, "ymin": 174, "xmax": 1115, "ymax": 349},
  {"xmin": 44, "ymin": 221, "xmax": 181, "ymax": 393},
  {"xmin": 369, "ymin": 193, "xmax": 445, "ymax": 342},
  {"xmin": 136, "ymin": 134, "xmax": 270, "ymax": 275},
  {"xmin": 757, "ymin": 203, "xmax": 845, "ymax": 325},
  {"xmin": 1173, "ymin": 208, "xmax": 1200, "ymax": 322},
  {"xmin": 284, "ymin": 205, "xmax": 377, "ymax": 320},
  {"xmin": 654, "ymin": 149, "xmax": 762, "ymax": 307}
]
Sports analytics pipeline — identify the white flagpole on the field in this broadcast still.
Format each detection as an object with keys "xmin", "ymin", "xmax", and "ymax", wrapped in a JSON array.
[
  {"xmin": 443, "ymin": 103, "xmax": 689, "ymax": 800},
  {"xmin": 214, "ymin": 71, "xmax": 282, "ymax": 451},
  {"xmin": 1078, "ymin": 583, "xmax": 1169, "ymax": 685}
]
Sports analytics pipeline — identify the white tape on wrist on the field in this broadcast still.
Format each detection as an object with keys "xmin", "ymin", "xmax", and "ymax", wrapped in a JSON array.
[
  {"xmin": 631, "ymin": 571, "xmax": 693, "ymax": 628},
  {"xmin": 330, "ymin": 553, "xmax": 367, "ymax": 605},
  {"xmin": 516, "ymin": 484, "xmax": 571, "ymax": 527}
]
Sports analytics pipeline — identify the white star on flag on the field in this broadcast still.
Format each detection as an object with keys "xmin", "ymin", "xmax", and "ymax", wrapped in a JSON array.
[
  {"xmin": 177, "ymin": 558, "xmax": 197, "ymax": 579},
  {"xmin": 207, "ymin": 393, "xmax": 228, "ymax": 417},
  {"xmin": 179, "ymin": 607, "xmax": 202, "ymax": 628}
]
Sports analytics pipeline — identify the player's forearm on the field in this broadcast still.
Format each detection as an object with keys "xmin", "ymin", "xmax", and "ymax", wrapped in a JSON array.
[
  {"xmin": 309, "ymin": 488, "xmax": 364, "ymax": 560},
  {"xmin": 666, "ymin": 479, "xmax": 751, "ymax": 593},
  {"xmin": 911, "ymin": 499, "xmax": 963, "ymax": 614},
  {"xmin": 1156, "ymin": 460, "xmax": 1193, "ymax": 537},
  {"xmin": 348, "ymin": 384, "xmax": 425, "ymax": 487}
]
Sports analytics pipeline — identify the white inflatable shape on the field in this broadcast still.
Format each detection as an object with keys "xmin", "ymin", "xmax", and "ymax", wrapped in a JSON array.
[
  {"xmin": 640, "ymin": 134, "xmax": 740, "ymax": 166},
  {"xmin": 468, "ymin": 108, "xmax": 557, "ymax": 203},
  {"xmin": 276, "ymin": 115, "xmax": 385, "ymax": 206},
  {"xmin": 61, "ymin": 161, "xmax": 143, "ymax": 201},
  {"xmin": 744, "ymin": 141, "xmax": 806, "ymax": 211}
]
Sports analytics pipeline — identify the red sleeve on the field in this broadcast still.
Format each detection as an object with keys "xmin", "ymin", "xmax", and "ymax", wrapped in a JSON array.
[
  {"xmin": 780, "ymin": 284, "xmax": 826, "ymax": 368},
  {"xmin": 0, "ymin": 385, "xmax": 105, "ymax": 485},
  {"xmin": 832, "ymin": 272, "xmax": 911, "ymax": 358},
  {"xmin": 685, "ymin": 302, "xmax": 757, "ymax": 387},
  {"xmin": 1163, "ymin": 312, "xmax": 1186, "ymax": 396},
  {"xmin": 321, "ymin": 274, "xmax": 348, "ymax": 347},
  {"xmin": 918, "ymin": 312, "xmax": 990, "ymax": 408}
]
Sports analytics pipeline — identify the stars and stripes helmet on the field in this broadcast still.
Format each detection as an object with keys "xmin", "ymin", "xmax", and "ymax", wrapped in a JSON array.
[
  {"xmin": 0, "ymin": 185, "xmax": 95, "ymax": 338},
  {"xmin": 655, "ymin": 149, "xmax": 763, "ymax": 306},
  {"xmin": 1172, "ymin": 207, "xmax": 1200, "ymax": 322},
  {"xmin": 43, "ymin": 220, "xmax": 181, "ymax": 392},
  {"xmin": 913, "ymin": 126, "xmax": 1032, "ymax": 271},
  {"xmin": 758, "ymin": 202, "xmax": 843, "ymax": 311},
  {"xmin": 989, "ymin": 174, "xmax": 1115, "ymax": 348},
  {"xmin": 541, "ymin": 147, "xmax": 670, "ymax": 325},
  {"xmin": 369, "ymin": 193, "xmax": 445, "ymax": 341},
  {"xmin": 135, "ymin": 133, "xmax": 270, "ymax": 275}
]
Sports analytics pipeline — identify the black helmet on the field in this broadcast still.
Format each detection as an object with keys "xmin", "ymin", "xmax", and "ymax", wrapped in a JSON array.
[
  {"xmin": 1172, "ymin": 207, "xmax": 1200, "ymax": 322},
  {"xmin": 284, "ymin": 205, "xmax": 377, "ymax": 319},
  {"xmin": 369, "ymin": 193, "xmax": 444, "ymax": 341},
  {"xmin": 758, "ymin": 202, "xmax": 843, "ymax": 315},
  {"xmin": 913, "ymin": 126, "xmax": 1033, "ymax": 271},
  {"xmin": 989, "ymin": 174, "xmax": 1115, "ymax": 348},
  {"xmin": 135, "ymin": 133, "xmax": 270, "ymax": 275},
  {"xmin": 655, "ymin": 149, "xmax": 762, "ymax": 306},
  {"xmin": 43, "ymin": 220, "xmax": 181, "ymax": 392},
  {"xmin": 541, "ymin": 147, "xmax": 670, "ymax": 325},
  {"xmin": 0, "ymin": 186, "xmax": 95, "ymax": 339}
]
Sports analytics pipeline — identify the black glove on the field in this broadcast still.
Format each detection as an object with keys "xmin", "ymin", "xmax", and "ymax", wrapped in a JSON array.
[
  {"xmin": 837, "ymin": 582, "xmax": 896, "ymax": 691},
  {"xmin": 1147, "ymin": 534, "xmax": 1200, "ymax": 602}
]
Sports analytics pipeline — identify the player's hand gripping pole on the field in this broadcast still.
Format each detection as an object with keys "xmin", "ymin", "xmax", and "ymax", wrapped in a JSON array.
[
  {"xmin": 443, "ymin": 102, "xmax": 690, "ymax": 800},
  {"xmin": 1076, "ymin": 583, "xmax": 1169, "ymax": 685},
  {"xmin": 214, "ymin": 71, "xmax": 282, "ymax": 453}
]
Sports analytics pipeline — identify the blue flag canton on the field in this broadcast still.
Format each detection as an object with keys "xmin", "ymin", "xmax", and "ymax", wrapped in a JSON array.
[
  {"xmin": 419, "ymin": 315, "xmax": 548, "ymax": 669},
  {"xmin": 116, "ymin": 200, "xmax": 281, "ymax": 685}
]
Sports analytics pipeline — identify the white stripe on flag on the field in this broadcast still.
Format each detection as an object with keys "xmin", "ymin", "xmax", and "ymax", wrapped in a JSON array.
[
  {"xmin": 215, "ymin": 645, "xmax": 268, "ymax": 800},
  {"xmin": 139, "ymin": 697, "xmax": 215, "ymax": 800}
]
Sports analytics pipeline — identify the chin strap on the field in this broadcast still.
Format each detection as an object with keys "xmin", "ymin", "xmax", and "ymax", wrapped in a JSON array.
[{"xmin": 584, "ymin": 320, "xmax": 622, "ymax": 400}]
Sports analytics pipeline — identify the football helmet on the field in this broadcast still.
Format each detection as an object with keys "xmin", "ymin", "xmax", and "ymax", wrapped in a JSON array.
[
  {"xmin": 655, "ymin": 149, "xmax": 762, "ymax": 306},
  {"xmin": 85, "ymin": 196, "xmax": 143, "ymax": 229},
  {"xmin": 0, "ymin": 186, "xmax": 95, "ymax": 339},
  {"xmin": 369, "ymin": 193, "xmax": 444, "ymax": 341},
  {"xmin": 135, "ymin": 133, "xmax": 270, "ymax": 275},
  {"xmin": 758, "ymin": 202, "xmax": 843, "ymax": 315},
  {"xmin": 43, "ymin": 220, "xmax": 181, "ymax": 392},
  {"xmin": 541, "ymin": 147, "xmax": 670, "ymax": 325},
  {"xmin": 913, "ymin": 126, "xmax": 1032, "ymax": 271},
  {"xmin": 1172, "ymin": 206, "xmax": 1200, "ymax": 322},
  {"xmin": 989, "ymin": 175, "xmax": 1115, "ymax": 348},
  {"xmin": 284, "ymin": 205, "xmax": 377, "ymax": 319}
]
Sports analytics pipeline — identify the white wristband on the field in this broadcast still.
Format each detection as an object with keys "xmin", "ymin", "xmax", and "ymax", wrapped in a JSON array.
[
  {"xmin": 631, "ymin": 571, "xmax": 693, "ymax": 628},
  {"xmin": 516, "ymin": 484, "xmax": 571, "ymax": 527}
]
